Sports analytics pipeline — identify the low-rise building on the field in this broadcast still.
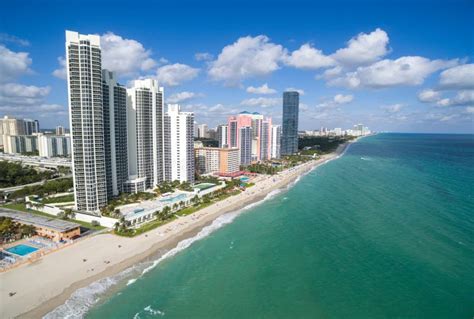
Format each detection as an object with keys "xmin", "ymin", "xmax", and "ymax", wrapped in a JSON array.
[{"xmin": 0, "ymin": 210, "xmax": 81, "ymax": 242}]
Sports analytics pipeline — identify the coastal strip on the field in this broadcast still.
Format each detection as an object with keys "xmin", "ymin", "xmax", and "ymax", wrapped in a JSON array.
[{"xmin": 1, "ymin": 141, "xmax": 355, "ymax": 319}]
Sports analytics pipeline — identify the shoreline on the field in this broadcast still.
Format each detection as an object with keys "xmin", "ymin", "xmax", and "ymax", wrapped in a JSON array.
[{"xmin": 1, "ymin": 140, "xmax": 356, "ymax": 319}]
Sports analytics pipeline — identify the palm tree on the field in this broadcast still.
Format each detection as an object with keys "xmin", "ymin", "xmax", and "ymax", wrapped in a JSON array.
[
  {"xmin": 172, "ymin": 203, "xmax": 178, "ymax": 211},
  {"xmin": 179, "ymin": 200, "xmax": 185, "ymax": 209}
]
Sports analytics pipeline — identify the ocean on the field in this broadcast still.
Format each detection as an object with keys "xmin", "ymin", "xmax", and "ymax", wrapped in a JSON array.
[{"xmin": 53, "ymin": 134, "xmax": 474, "ymax": 318}]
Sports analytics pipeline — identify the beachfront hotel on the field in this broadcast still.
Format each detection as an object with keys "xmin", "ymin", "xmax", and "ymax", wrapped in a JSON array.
[
  {"xmin": 195, "ymin": 147, "xmax": 240, "ymax": 175},
  {"xmin": 164, "ymin": 104, "xmax": 195, "ymax": 183},
  {"xmin": 281, "ymin": 91, "xmax": 299, "ymax": 155},
  {"xmin": 66, "ymin": 31, "xmax": 107, "ymax": 213}
]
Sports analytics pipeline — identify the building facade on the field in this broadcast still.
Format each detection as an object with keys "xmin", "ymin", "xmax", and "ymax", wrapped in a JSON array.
[
  {"xmin": 217, "ymin": 124, "xmax": 228, "ymax": 148},
  {"xmin": 103, "ymin": 70, "xmax": 128, "ymax": 196},
  {"xmin": 239, "ymin": 126, "xmax": 252, "ymax": 166},
  {"xmin": 23, "ymin": 119, "xmax": 40, "ymax": 135},
  {"xmin": 55, "ymin": 125, "xmax": 66, "ymax": 135},
  {"xmin": 127, "ymin": 79, "xmax": 164, "ymax": 189},
  {"xmin": 271, "ymin": 125, "xmax": 281, "ymax": 159},
  {"xmin": 281, "ymin": 91, "xmax": 299, "ymax": 155},
  {"xmin": 164, "ymin": 104, "xmax": 195, "ymax": 183},
  {"xmin": 3, "ymin": 135, "xmax": 38, "ymax": 154},
  {"xmin": 66, "ymin": 30, "xmax": 107, "ymax": 213},
  {"xmin": 37, "ymin": 133, "xmax": 71, "ymax": 157},
  {"xmin": 195, "ymin": 147, "xmax": 240, "ymax": 175}
]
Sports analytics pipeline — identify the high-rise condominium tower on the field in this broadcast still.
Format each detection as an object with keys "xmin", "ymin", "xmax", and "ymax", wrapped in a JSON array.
[
  {"xmin": 127, "ymin": 79, "xmax": 164, "ymax": 189},
  {"xmin": 271, "ymin": 125, "xmax": 281, "ymax": 159},
  {"xmin": 23, "ymin": 119, "xmax": 40, "ymax": 135},
  {"xmin": 164, "ymin": 104, "xmax": 195, "ymax": 183},
  {"xmin": 66, "ymin": 30, "xmax": 107, "ymax": 213},
  {"xmin": 281, "ymin": 91, "xmax": 299, "ymax": 155},
  {"xmin": 217, "ymin": 124, "xmax": 228, "ymax": 148},
  {"xmin": 239, "ymin": 126, "xmax": 252, "ymax": 166},
  {"xmin": 103, "ymin": 70, "xmax": 128, "ymax": 196}
]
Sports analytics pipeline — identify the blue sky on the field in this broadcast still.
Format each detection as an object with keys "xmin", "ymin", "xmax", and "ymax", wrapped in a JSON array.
[{"xmin": 0, "ymin": 0, "xmax": 473, "ymax": 132}]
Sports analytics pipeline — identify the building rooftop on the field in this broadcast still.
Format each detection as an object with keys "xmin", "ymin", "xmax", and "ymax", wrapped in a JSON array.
[{"xmin": 0, "ymin": 209, "xmax": 80, "ymax": 233}]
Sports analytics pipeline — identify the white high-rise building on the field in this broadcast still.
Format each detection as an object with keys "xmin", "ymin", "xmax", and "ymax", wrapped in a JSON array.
[
  {"xmin": 37, "ymin": 133, "xmax": 71, "ymax": 157},
  {"xmin": 271, "ymin": 125, "xmax": 281, "ymax": 159},
  {"xmin": 56, "ymin": 125, "xmax": 66, "ymax": 135},
  {"xmin": 198, "ymin": 124, "xmax": 209, "ymax": 138},
  {"xmin": 217, "ymin": 124, "xmax": 228, "ymax": 148},
  {"xmin": 164, "ymin": 104, "xmax": 194, "ymax": 183},
  {"xmin": 66, "ymin": 30, "xmax": 107, "ymax": 213},
  {"xmin": 103, "ymin": 70, "xmax": 128, "ymax": 196},
  {"xmin": 127, "ymin": 79, "xmax": 164, "ymax": 189}
]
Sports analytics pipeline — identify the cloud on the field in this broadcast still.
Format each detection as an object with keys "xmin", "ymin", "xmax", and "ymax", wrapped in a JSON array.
[
  {"xmin": 285, "ymin": 43, "xmax": 334, "ymax": 69},
  {"xmin": 285, "ymin": 87, "xmax": 305, "ymax": 95},
  {"xmin": 418, "ymin": 89, "xmax": 441, "ymax": 103},
  {"xmin": 195, "ymin": 52, "xmax": 213, "ymax": 61},
  {"xmin": 436, "ymin": 90, "xmax": 474, "ymax": 107},
  {"xmin": 52, "ymin": 56, "xmax": 67, "ymax": 79},
  {"xmin": 100, "ymin": 32, "xmax": 156, "ymax": 76},
  {"xmin": 0, "ymin": 33, "xmax": 30, "ymax": 47},
  {"xmin": 0, "ymin": 83, "xmax": 51, "ymax": 105},
  {"xmin": 381, "ymin": 103, "xmax": 404, "ymax": 113},
  {"xmin": 317, "ymin": 94, "xmax": 354, "ymax": 109},
  {"xmin": 246, "ymin": 83, "xmax": 277, "ymax": 94},
  {"xmin": 0, "ymin": 45, "xmax": 32, "ymax": 83},
  {"xmin": 167, "ymin": 91, "xmax": 203, "ymax": 103},
  {"xmin": 333, "ymin": 94, "xmax": 354, "ymax": 104},
  {"xmin": 329, "ymin": 57, "xmax": 458, "ymax": 89},
  {"xmin": 155, "ymin": 63, "xmax": 199, "ymax": 86},
  {"xmin": 208, "ymin": 35, "xmax": 287, "ymax": 86},
  {"xmin": 240, "ymin": 97, "xmax": 280, "ymax": 108},
  {"xmin": 466, "ymin": 106, "xmax": 474, "ymax": 114},
  {"xmin": 438, "ymin": 64, "xmax": 474, "ymax": 90},
  {"xmin": 332, "ymin": 28, "xmax": 390, "ymax": 66}
]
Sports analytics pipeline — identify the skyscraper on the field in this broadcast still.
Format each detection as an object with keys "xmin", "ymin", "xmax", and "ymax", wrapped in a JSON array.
[
  {"xmin": 66, "ymin": 30, "xmax": 107, "ymax": 213},
  {"xmin": 281, "ymin": 91, "xmax": 299, "ymax": 155},
  {"xmin": 164, "ymin": 104, "xmax": 194, "ymax": 183},
  {"xmin": 260, "ymin": 118, "xmax": 272, "ymax": 161},
  {"xmin": 239, "ymin": 126, "xmax": 252, "ymax": 166},
  {"xmin": 103, "ymin": 70, "xmax": 128, "ymax": 196},
  {"xmin": 271, "ymin": 125, "xmax": 281, "ymax": 159},
  {"xmin": 127, "ymin": 79, "xmax": 164, "ymax": 189},
  {"xmin": 23, "ymin": 119, "xmax": 40, "ymax": 135},
  {"xmin": 217, "ymin": 124, "xmax": 228, "ymax": 148}
]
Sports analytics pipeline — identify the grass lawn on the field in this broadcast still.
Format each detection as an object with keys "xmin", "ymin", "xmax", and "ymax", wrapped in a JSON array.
[
  {"xmin": 41, "ymin": 194, "xmax": 74, "ymax": 204},
  {"xmin": 2, "ymin": 203, "xmax": 105, "ymax": 230}
]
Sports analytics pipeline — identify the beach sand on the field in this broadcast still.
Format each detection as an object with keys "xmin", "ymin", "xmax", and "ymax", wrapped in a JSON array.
[{"xmin": 0, "ymin": 142, "xmax": 351, "ymax": 319}]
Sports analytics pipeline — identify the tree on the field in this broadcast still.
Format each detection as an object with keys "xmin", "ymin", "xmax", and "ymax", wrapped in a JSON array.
[{"xmin": 91, "ymin": 220, "xmax": 100, "ymax": 227}]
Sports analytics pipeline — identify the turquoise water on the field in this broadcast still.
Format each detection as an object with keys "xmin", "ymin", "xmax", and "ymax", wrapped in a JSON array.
[
  {"xmin": 85, "ymin": 134, "xmax": 474, "ymax": 318},
  {"xmin": 6, "ymin": 244, "xmax": 38, "ymax": 256}
]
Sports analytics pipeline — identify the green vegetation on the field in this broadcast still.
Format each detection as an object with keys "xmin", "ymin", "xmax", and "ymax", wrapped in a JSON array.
[
  {"xmin": 9, "ymin": 177, "xmax": 73, "ymax": 200},
  {"xmin": 0, "ymin": 216, "xmax": 36, "ymax": 244},
  {"xmin": 41, "ymin": 194, "xmax": 74, "ymax": 204},
  {"xmin": 155, "ymin": 180, "xmax": 193, "ymax": 195},
  {"xmin": 196, "ymin": 175, "xmax": 221, "ymax": 184},
  {"xmin": 2, "ymin": 203, "xmax": 104, "ymax": 230},
  {"xmin": 0, "ymin": 161, "xmax": 55, "ymax": 188},
  {"xmin": 298, "ymin": 136, "xmax": 354, "ymax": 155},
  {"xmin": 194, "ymin": 138, "xmax": 218, "ymax": 147},
  {"xmin": 246, "ymin": 163, "xmax": 279, "ymax": 175},
  {"xmin": 114, "ymin": 181, "xmax": 243, "ymax": 237}
]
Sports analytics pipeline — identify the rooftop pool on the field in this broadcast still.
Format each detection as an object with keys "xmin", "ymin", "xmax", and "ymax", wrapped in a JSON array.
[{"xmin": 6, "ymin": 244, "xmax": 39, "ymax": 256}]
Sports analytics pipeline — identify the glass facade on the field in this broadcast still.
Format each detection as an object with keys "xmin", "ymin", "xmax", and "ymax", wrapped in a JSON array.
[{"xmin": 281, "ymin": 91, "xmax": 299, "ymax": 155}]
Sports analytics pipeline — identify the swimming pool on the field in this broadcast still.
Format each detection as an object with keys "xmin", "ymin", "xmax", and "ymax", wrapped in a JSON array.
[
  {"xmin": 6, "ymin": 244, "xmax": 38, "ymax": 256},
  {"xmin": 159, "ymin": 193, "xmax": 188, "ymax": 203}
]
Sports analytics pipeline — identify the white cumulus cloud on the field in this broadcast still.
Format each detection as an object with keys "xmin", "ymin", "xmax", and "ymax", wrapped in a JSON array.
[
  {"xmin": 0, "ymin": 45, "xmax": 32, "ymax": 82},
  {"xmin": 418, "ymin": 89, "xmax": 441, "ymax": 103},
  {"xmin": 208, "ymin": 35, "xmax": 287, "ymax": 86},
  {"xmin": 436, "ymin": 90, "xmax": 474, "ymax": 107},
  {"xmin": 155, "ymin": 63, "xmax": 199, "ymax": 86},
  {"xmin": 246, "ymin": 83, "xmax": 277, "ymax": 94},
  {"xmin": 195, "ymin": 52, "xmax": 213, "ymax": 61},
  {"xmin": 332, "ymin": 28, "xmax": 390, "ymax": 66},
  {"xmin": 285, "ymin": 43, "xmax": 334, "ymax": 69},
  {"xmin": 285, "ymin": 87, "xmax": 305, "ymax": 95},
  {"xmin": 167, "ymin": 91, "xmax": 203, "ymax": 104},
  {"xmin": 438, "ymin": 64, "xmax": 474, "ymax": 90}
]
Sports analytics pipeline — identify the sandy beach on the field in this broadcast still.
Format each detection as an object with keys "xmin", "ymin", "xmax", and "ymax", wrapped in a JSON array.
[{"xmin": 0, "ymin": 142, "xmax": 352, "ymax": 319}]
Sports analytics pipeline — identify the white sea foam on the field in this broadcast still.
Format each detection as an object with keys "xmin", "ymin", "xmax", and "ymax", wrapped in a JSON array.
[{"xmin": 43, "ymin": 146, "xmax": 357, "ymax": 319}]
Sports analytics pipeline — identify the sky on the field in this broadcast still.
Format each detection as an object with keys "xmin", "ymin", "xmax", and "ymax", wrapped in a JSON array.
[{"xmin": 0, "ymin": 0, "xmax": 473, "ymax": 133}]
